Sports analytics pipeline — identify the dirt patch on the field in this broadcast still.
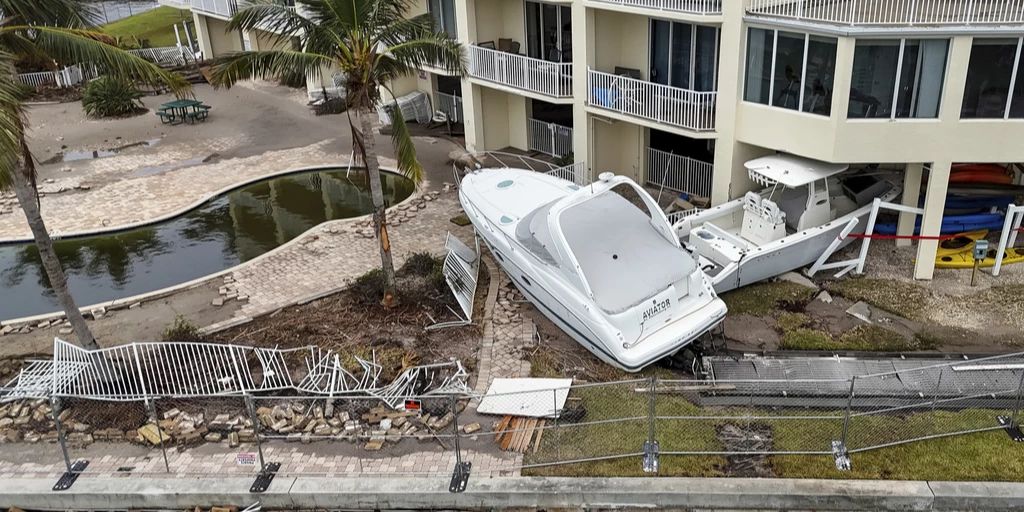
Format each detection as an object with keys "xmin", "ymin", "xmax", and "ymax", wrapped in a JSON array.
[
  {"xmin": 210, "ymin": 256, "xmax": 487, "ymax": 380},
  {"xmin": 716, "ymin": 423, "xmax": 775, "ymax": 477},
  {"xmin": 722, "ymin": 314, "xmax": 780, "ymax": 351}
]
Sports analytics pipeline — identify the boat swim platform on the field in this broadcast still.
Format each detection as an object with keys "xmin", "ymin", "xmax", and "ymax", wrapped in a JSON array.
[{"xmin": 698, "ymin": 353, "xmax": 1024, "ymax": 409}]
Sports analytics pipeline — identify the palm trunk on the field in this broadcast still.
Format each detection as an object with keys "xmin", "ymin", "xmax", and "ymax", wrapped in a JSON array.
[
  {"xmin": 357, "ymin": 107, "xmax": 397, "ymax": 306},
  {"xmin": 10, "ymin": 145, "xmax": 100, "ymax": 350}
]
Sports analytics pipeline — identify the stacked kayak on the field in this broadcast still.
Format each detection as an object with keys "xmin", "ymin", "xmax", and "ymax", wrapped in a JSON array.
[
  {"xmin": 949, "ymin": 163, "xmax": 1014, "ymax": 185},
  {"xmin": 874, "ymin": 212, "xmax": 1006, "ymax": 235}
]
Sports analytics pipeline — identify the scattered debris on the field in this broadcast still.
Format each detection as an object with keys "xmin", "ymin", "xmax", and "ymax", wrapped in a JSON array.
[
  {"xmin": 477, "ymin": 378, "xmax": 572, "ymax": 418},
  {"xmin": 494, "ymin": 416, "xmax": 545, "ymax": 453}
]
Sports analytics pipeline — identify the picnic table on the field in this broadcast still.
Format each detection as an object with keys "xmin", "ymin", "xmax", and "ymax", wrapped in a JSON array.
[{"xmin": 156, "ymin": 99, "xmax": 211, "ymax": 125}]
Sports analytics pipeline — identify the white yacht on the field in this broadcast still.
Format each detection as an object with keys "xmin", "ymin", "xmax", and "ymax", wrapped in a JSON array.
[
  {"xmin": 673, "ymin": 154, "xmax": 901, "ymax": 293},
  {"xmin": 459, "ymin": 168, "xmax": 727, "ymax": 372}
]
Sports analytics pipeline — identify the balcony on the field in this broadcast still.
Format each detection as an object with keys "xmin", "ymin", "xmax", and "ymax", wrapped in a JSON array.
[
  {"xmin": 746, "ymin": 0, "xmax": 1024, "ymax": 26},
  {"xmin": 190, "ymin": 0, "xmax": 237, "ymax": 18},
  {"xmin": 468, "ymin": 45, "xmax": 573, "ymax": 99},
  {"xmin": 587, "ymin": 69, "xmax": 717, "ymax": 132},
  {"xmin": 589, "ymin": 0, "xmax": 721, "ymax": 15}
]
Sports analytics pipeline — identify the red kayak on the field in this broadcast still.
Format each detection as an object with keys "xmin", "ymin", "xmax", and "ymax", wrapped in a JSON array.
[{"xmin": 950, "ymin": 164, "xmax": 1012, "ymax": 185}]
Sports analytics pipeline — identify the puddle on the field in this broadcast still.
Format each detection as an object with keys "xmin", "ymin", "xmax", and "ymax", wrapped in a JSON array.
[
  {"xmin": 133, "ymin": 153, "xmax": 219, "ymax": 177},
  {"xmin": 44, "ymin": 138, "xmax": 162, "ymax": 164}
]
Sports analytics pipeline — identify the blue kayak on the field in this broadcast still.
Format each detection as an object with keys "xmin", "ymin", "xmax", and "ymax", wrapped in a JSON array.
[{"xmin": 875, "ymin": 212, "xmax": 1005, "ymax": 235}]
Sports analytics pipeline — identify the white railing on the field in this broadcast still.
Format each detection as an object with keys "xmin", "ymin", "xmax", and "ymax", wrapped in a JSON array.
[
  {"xmin": 546, "ymin": 161, "xmax": 590, "ymax": 185},
  {"xmin": 468, "ymin": 45, "xmax": 573, "ymax": 98},
  {"xmin": 436, "ymin": 92, "xmax": 464, "ymax": 123},
  {"xmin": 747, "ymin": 0, "xmax": 1024, "ymax": 25},
  {"xmin": 527, "ymin": 118, "xmax": 574, "ymax": 158},
  {"xmin": 590, "ymin": 0, "xmax": 722, "ymax": 14},
  {"xmin": 16, "ymin": 71, "xmax": 58, "ymax": 88},
  {"xmin": 190, "ymin": 0, "xmax": 237, "ymax": 18},
  {"xmin": 129, "ymin": 46, "xmax": 196, "ymax": 67},
  {"xmin": 646, "ymin": 147, "xmax": 713, "ymax": 199},
  {"xmin": 588, "ymin": 69, "xmax": 717, "ymax": 131}
]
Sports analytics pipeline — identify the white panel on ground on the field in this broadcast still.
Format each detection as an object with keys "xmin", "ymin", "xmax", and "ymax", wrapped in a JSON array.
[{"xmin": 477, "ymin": 378, "xmax": 573, "ymax": 418}]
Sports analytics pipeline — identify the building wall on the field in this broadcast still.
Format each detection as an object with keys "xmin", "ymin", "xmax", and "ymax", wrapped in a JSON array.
[
  {"xmin": 204, "ymin": 17, "xmax": 244, "ymax": 57},
  {"xmin": 592, "ymin": 10, "xmax": 650, "ymax": 75},
  {"xmin": 592, "ymin": 118, "xmax": 644, "ymax": 182}
]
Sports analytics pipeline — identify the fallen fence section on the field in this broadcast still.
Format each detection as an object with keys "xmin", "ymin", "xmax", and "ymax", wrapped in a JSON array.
[{"xmin": 428, "ymin": 232, "xmax": 481, "ymax": 330}]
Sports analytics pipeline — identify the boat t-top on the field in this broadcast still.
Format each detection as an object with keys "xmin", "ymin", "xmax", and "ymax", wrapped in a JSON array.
[
  {"xmin": 674, "ymin": 154, "xmax": 901, "ymax": 293},
  {"xmin": 459, "ymin": 166, "xmax": 727, "ymax": 372}
]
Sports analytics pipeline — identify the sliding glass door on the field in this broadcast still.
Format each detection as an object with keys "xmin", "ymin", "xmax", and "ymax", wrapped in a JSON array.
[
  {"xmin": 526, "ymin": 1, "xmax": 572, "ymax": 62},
  {"xmin": 650, "ymin": 20, "xmax": 719, "ymax": 91}
]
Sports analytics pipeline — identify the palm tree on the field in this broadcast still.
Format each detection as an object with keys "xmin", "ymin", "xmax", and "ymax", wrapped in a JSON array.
[
  {"xmin": 212, "ymin": 0, "xmax": 464, "ymax": 306},
  {"xmin": 1, "ymin": 0, "xmax": 190, "ymax": 349}
]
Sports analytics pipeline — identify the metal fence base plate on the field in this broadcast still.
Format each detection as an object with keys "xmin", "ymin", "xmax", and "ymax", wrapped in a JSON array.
[
  {"xmin": 642, "ymin": 440, "xmax": 660, "ymax": 473},
  {"xmin": 53, "ymin": 460, "xmax": 89, "ymax": 491},
  {"xmin": 831, "ymin": 440, "xmax": 851, "ymax": 471},
  {"xmin": 449, "ymin": 461, "xmax": 471, "ymax": 493},
  {"xmin": 250, "ymin": 462, "xmax": 281, "ymax": 493},
  {"xmin": 997, "ymin": 416, "xmax": 1024, "ymax": 442}
]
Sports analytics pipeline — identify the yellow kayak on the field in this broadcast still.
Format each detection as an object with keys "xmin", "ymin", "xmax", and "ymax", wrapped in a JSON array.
[
  {"xmin": 936, "ymin": 247, "xmax": 1024, "ymax": 269},
  {"xmin": 936, "ymin": 230, "xmax": 988, "ymax": 258}
]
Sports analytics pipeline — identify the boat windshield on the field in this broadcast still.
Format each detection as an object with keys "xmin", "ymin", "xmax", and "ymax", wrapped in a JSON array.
[{"xmin": 515, "ymin": 199, "xmax": 560, "ymax": 266}]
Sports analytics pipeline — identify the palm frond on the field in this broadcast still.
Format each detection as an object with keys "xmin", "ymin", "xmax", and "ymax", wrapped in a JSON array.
[
  {"xmin": 380, "ymin": 85, "xmax": 423, "ymax": 184},
  {"xmin": 226, "ymin": 1, "xmax": 313, "ymax": 43},
  {"xmin": 210, "ymin": 49, "xmax": 333, "ymax": 88},
  {"xmin": 2, "ymin": 25, "xmax": 191, "ymax": 94},
  {"xmin": 0, "ymin": 0, "xmax": 98, "ymax": 28}
]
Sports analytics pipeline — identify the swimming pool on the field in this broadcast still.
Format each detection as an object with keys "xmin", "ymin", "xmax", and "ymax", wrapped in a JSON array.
[{"xmin": 0, "ymin": 167, "xmax": 414, "ymax": 321}]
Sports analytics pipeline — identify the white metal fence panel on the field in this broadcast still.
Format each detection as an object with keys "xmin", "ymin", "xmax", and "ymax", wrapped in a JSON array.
[
  {"xmin": 588, "ymin": 69, "xmax": 717, "ymax": 132},
  {"xmin": 747, "ymin": 0, "xmax": 1024, "ymax": 25},
  {"xmin": 129, "ymin": 46, "xmax": 195, "ymax": 67},
  {"xmin": 16, "ymin": 71, "xmax": 58, "ymax": 88},
  {"xmin": 545, "ymin": 161, "xmax": 590, "ymax": 185},
  {"xmin": 590, "ymin": 0, "xmax": 722, "ymax": 14},
  {"xmin": 646, "ymin": 147, "xmax": 713, "ymax": 199},
  {"xmin": 436, "ymin": 92, "xmax": 464, "ymax": 123},
  {"xmin": 468, "ymin": 45, "xmax": 573, "ymax": 98},
  {"xmin": 527, "ymin": 118, "xmax": 574, "ymax": 158}
]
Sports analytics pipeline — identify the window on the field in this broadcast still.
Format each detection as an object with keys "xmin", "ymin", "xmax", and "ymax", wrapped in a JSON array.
[
  {"xmin": 429, "ymin": 0, "xmax": 456, "ymax": 39},
  {"xmin": 744, "ymin": 28, "xmax": 837, "ymax": 116},
  {"xmin": 651, "ymin": 20, "xmax": 719, "ymax": 91},
  {"xmin": 526, "ymin": 1, "xmax": 571, "ymax": 62},
  {"xmin": 962, "ymin": 37, "xmax": 1024, "ymax": 119},
  {"xmin": 849, "ymin": 38, "xmax": 948, "ymax": 119}
]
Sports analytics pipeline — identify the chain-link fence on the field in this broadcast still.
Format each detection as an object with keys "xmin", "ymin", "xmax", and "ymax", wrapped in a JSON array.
[{"xmin": 4, "ymin": 353, "xmax": 1023, "ymax": 491}]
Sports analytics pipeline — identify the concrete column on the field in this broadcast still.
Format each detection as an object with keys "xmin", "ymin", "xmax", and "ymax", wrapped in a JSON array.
[
  {"xmin": 897, "ymin": 163, "xmax": 924, "ymax": 247},
  {"xmin": 192, "ymin": 12, "xmax": 213, "ymax": 60},
  {"xmin": 456, "ymin": 0, "xmax": 485, "ymax": 152},
  {"xmin": 571, "ymin": 3, "xmax": 594, "ymax": 169},
  {"xmin": 709, "ymin": 0, "xmax": 745, "ymax": 205},
  {"xmin": 830, "ymin": 36, "xmax": 856, "ymax": 125},
  {"xmin": 914, "ymin": 161, "xmax": 951, "ymax": 280},
  {"xmin": 939, "ymin": 35, "xmax": 974, "ymax": 123}
]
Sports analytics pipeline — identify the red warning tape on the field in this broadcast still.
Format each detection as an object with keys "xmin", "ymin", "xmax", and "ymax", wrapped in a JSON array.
[{"xmin": 842, "ymin": 232, "xmax": 962, "ymax": 241}]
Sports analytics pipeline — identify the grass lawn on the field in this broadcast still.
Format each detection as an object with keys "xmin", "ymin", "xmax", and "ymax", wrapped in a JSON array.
[
  {"xmin": 102, "ymin": 6, "xmax": 191, "ymax": 48},
  {"xmin": 523, "ymin": 383, "xmax": 1024, "ymax": 481},
  {"xmin": 721, "ymin": 280, "xmax": 816, "ymax": 316}
]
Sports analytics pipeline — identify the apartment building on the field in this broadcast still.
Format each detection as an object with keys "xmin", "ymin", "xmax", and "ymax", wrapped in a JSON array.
[{"xmin": 161, "ymin": 0, "xmax": 1024, "ymax": 279}]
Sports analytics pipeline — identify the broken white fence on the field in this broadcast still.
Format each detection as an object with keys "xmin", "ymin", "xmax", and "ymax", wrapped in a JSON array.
[
  {"xmin": 2, "ymin": 338, "xmax": 469, "ymax": 407},
  {"xmin": 993, "ymin": 204, "xmax": 1024, "ymax": 276},
  {"xmin": 16, "ymin": 46, "xmax": 190, "ymax": 90},
  {"xmin": 428, "ymin": 233, "xmax": 481, "ymax": 330},
  {"xmin": 436, "ymin": 92, "xmax": 464, "ymax": 123},
  {"xmin": 647, "ymin": 147, "xmax": 713, "ymax": 199},
  {"xmin": 128, "ymin": 46, "xmax": 196, "ymax": 67}
]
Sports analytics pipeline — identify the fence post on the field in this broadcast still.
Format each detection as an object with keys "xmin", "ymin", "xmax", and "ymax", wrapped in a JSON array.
[
  {"xmin": 549, "ymin": 122, "xmax": 557, "ymax": 158},
  {"xmin": 1011, "ymin": 369, "xmax": 1024, "ymax": 425},
  {"xmin": 643, "ymin": 376, "xmax": 659, "ymax": 473},
  {"xmin": 833, "ymin": 376, "xmax": 855, "ymax": 471},
  {"xmin": 146, "ymin": 399, "xmax": 171, "ymax": 473},
  {"xmin": 448, "ymin": 394, "xmax": 471, "ymax": 493},
  {"xmin": 50, "ymin": 397, "xmax": 88, "ymax": 491},
  {"xmin": 245, "ymin": 395, "xmax": 267, "ymax": 473}
]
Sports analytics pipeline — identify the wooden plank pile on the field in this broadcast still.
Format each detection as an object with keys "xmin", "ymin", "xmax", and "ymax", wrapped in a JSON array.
[{"xmin": 493, "ymin": 416, "xmax": 546, "ymax": 454}]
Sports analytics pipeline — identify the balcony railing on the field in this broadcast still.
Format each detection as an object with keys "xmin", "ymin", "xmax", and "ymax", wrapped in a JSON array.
[
  {"xmin": 646, "ymin": 147, "xmax": 713, "ymax": 199},
  {"xmin": 747, "ymin": 0, "xmax": 1024, "ymax": 26},
  {"xmin": 468, "ymin": 45, "xmax": 573, "ymax": 98},
  {"xmin": 190, "ymin": 0, "xmax": 237, "ymax": 18},
  {"xmin": 587, "ymin": 69, "xmax": 717, "ymax": 132},
  {"xmin": 589, "ymin": 0, "xmax": 722, "ymax": 15},
  {"xmin": 527, "ymin": 118, "xmax": 574, "ymax": 158}
]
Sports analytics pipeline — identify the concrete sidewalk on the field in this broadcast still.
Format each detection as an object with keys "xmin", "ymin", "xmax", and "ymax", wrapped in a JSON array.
[{"xmin": 1, "ymin": 475, "xmax": 1022, "ymax": 511}]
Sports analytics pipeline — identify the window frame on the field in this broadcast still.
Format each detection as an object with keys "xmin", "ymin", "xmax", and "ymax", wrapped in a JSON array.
[
  {"xmin": 961, "ymin": 36, "xmax": 1024, "ymax": 120},
  {"xmin": 648, "ymin": 18, "xmax": 720, "ymax": 92},
  {"xmin": 848, "ymin": 36, "xmax": 951, "ymax": 121},
  {"xmin": 742, "ymin": 26, "xmax": 837, "ymax": 117}
]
